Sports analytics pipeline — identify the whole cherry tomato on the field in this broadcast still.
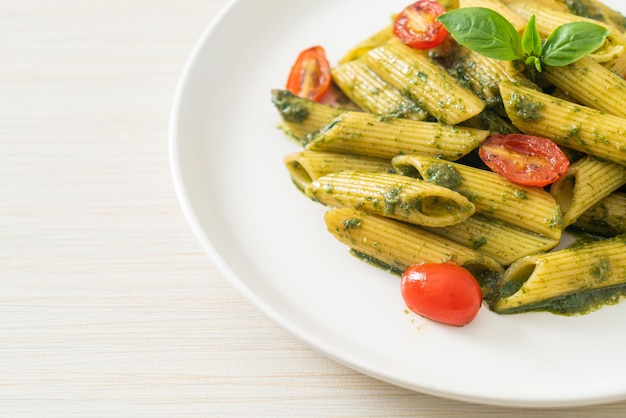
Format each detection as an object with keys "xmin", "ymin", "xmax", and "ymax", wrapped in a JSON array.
[
  {"xmin": 401, "ymin": 263, "xmax": 482, "ymax": 326},
  {"xmin": 478, "ymin": 134, "xmax": 570, "ymax": 187},
  {"xmin": 285, "ymin": 46, "xmax": 331, "ymax": 102},
  {"xmin": 393, "ymin": 1, "xmax": 449, "ymax": 50}
]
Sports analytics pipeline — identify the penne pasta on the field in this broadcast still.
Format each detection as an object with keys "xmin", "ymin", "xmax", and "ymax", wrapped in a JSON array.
[
  {"xmin": 306, "ymin": 170, "xmax": 475, "ymax": 227},
  {"xmin": 460, "ymin": 0, "xmax": 528, "ymax": 31},
  {"xmin": 593, "ymin": 0, "xmax": 626, "ymax": 33},
  {"xmin": 283, "ymin": 150, "xmax": 392, "ymax": 191},
  {"xmin": 542, "ymin": 56, "xmax": 626, "ymax": 119},
  {"xmin": 508, "ymin": 2, "xmax": 607, "ymax": 34},
  {"xmin": 449, "ymin": 46, "xmax": 535, "ymax": 113},
  {"xmin": 361, "ymin": 38, "xmax": 486, "ymax": 125},
  {"xmin": 338, "ymin": 25, "xmax": 394, "ymax": 64},
  {"xmin": 498, "ymin": 0, "xmax": 569, "ymax": 13},
  {"xmin": 331, "ymin": 59, "xmax": 429, "ymax": 120},
  {"xmin": 392, "ymin": 154, "xmax": 564, "ymax": 239},
  {"xmin": 574, "ymin": 191, "xmax": 626, "ymax": 236},
  {"xmin": 492, "ymin": 235, "xmax": 626, "ymax": 314},
  {"xmin": 499, "ymin": 80, "xmax": 626, "ymax": 166},
  {"xmin": 305, "ymin": 110, "xmax": 489, "ymax": 160},
  {"xmin": 324, "ymin": 207, "xmax": 504, "ymax": 293},
  {"xmin": 550, "ymin": 156, "xmax": 626, "ymax": 227},
  {"xmin": 422, "ymin": 215, "xmax": 560, "ymax": 266},
  {"xmin": 271, "ymin": 89, "xmax": 345, "ymax": 143}
]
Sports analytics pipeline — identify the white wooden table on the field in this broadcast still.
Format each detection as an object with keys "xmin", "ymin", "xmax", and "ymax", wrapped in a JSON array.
[{"xmin": 3, "ymin": 1, "xmax": 626, "ymax": 416}]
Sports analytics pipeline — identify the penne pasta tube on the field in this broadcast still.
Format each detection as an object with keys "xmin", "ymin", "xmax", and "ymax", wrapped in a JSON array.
[
  {"xmin": 574, "ymin": 191, "xmax": 626, "ymax": 236},
  {"xmin": 422, "ymin": 215, "xmax": 560, "ymax": 266},
  {"xmin": 450, "ymin": 46, "xmax": 533, "ymax": 113},
  {"xmin": 361, "ymin": 38, "xmax": 486, "ymax": 125},
  {"xmin": 549, "ymin": 87, "xmax": 581, "ymax": 103},
  {"xmin": 550, "ymin": 156, "xmax": 626, "ymax": 227},
  {"xmin": 492, "ymin": 235, "xmax": 626, "ymax": 314},
  {"xmin": 392, "ymin": 154, "xmax": 564, "ymax": 239},
  {"xmin": 324, "ymin": 207, "xmax": 504, "ymax": 293},
  {"xmin": 271, "ymin": 89, "xmax": 345, "ymax": 143},
  {"xmin": 499, "ymin": 80, "xmax": 626, "ymax": 166},
  {"xmin": 542, "ymin": 56, "xmax": 626, "ymax": 119},
  {"xmin": 594, "ymin": 0, "xmax": 626, "ymax": 33},
  {"xmin": 283, "ymin": 150, "xmax": 392, "ymax": 191},
  {"xmin": 338, "ymin": 25, "xmax": 394, "ymax": 64},
  {"xmin": 306, "ymin": 171, "xmax": 475, "ymax": 227},
  {"xmin": 498, "ymin": 0, "xmax": 569, "ymax": 13},
  {"xmin": 331, "ymin": 59, "xmax": 429, "ymax": 120},
  {"xmin": 508, "ymin": 2, "xmax": 609, "ymax": 34},
  {"xmin": 306, "ymin": 111, "xmax": 489, "ymax": 160},
  {"xmin": 460, "ymin": 0, "xmax": 528, "ymax": 31}
]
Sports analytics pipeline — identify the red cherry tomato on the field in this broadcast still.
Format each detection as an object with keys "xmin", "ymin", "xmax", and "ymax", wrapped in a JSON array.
[
  {"xmin": 401, "ymin": 263, "xmax": 482, "ymax": 327},
  {"xmin": 286, "ymin": 46, "xmax": 331, "ymax": 102},
  {"xmin": 478, "ymin": 134, "xmax": 570, "ymax": 187},
  {"xmin": 393, "ymin": 1, "xmax": 449, "ymax": 49}
]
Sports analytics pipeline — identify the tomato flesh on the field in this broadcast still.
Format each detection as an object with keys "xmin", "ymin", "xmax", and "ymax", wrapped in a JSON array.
[
  {"xmin": 401, "ymin": 263, "xmax": 482, "ymax": 327},
  {"xmin": 286, "ymin": 46, "xmax": 331, "ymax": 102},
  {"xmin": 479, "ymin": 134, "xmax": 570, "ymax": 187},
  {"xmin": 393, "ymin": 1, "xmax": 449, "ymax": 49}
]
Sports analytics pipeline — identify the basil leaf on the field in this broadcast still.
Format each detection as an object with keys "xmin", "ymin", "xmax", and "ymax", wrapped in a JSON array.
[
  {"xmin": 522, "ymin": 15, "xmax": 542, "ymax": 58},
  {"xmin": 525, "ymin": 56, "xmax": 542, "ymax": 73},
  {"xmin": 437, "ymin": 7, "xmax": 523, "ymax": 61},
  {"xmin": 541, "ymin": 22, "xmax": 610, "ymax": 66}
]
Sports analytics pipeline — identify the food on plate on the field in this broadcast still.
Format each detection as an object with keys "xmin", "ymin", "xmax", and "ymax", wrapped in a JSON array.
[
  {"xmin": 272, "ymin": 0, "xmax": 626, "ymax": 325},
  {"xmin": 401, "ymin": 262, "xmax": 483, "ymax": 326},
  {"xmin": 477, "ymin": 133, "xmax": 570, "ymax": 187},
  {"xmin": 286, "ymin": 46, "xmax": 331, "ymax": 102}
]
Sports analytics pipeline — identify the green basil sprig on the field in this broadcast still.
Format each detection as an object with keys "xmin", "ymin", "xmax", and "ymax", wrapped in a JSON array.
[{"xmin": 437, "ymin": 7, "xmax": 610, "ymax": 72}]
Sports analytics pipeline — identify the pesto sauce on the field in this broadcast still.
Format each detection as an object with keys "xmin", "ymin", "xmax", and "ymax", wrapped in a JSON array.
[
  {"xmin": 469, "ymin": 267, "xmax": 500, "ymax": 299},
  {"xmin": 394, "ymin": 164, "xmax": 421, "ymax": 179},
  {"xmin": 343, "ymin": 218, "xmax": 361, "ymax": 230},
  {"xmin": 383, "ymin": 186, "xmax": 403, "ymax": 215},
  {"xmin": 549, "ymin": 210, "xmax": 565, "ymax": 230},
  {"xmin": 271, "ymin": 90, "xmax": 310, "ymax": 124},
  {"xmin": 471, "ymin": 236, "xmax": 487, "ymax": 249},
  {"xmin": 501, "ymin": 285, "xmax": 626, "ymax": 316},
  {"xmin": 350, "ymin": 249, "xmax": 403, "ymax": 276},
  {"xmin": 401, "ymin": 87, "xmax": 427, "ymax": 111},
  {"xmin": 491, "ymin": 264, "xmax": 534, "ymax": 301},
  {"xmin": 513, "ymin": 189, "xmax": 527, "ymax": 200},
  {"xmin": 509, "ymin": 91, "xmax": 544, "ymax": 122},
  {"xmin": 380, "ymin": 99, "xmax": 428, "ymax": 122},
  {"xmin": 425, "ymin": 163, "xmax": 463, "ymax": 191},
  {"xmin": 473, "ymin": 110, "xmax": 520, "ymax": 134}
]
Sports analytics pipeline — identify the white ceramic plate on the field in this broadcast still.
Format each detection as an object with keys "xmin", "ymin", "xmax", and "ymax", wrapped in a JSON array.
[{"xmin": 170, "ymin": 0, "xmax": 626, "ymax": 407}]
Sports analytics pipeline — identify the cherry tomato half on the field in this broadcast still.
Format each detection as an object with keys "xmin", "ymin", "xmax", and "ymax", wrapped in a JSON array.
[
  {"xmin": 401, "ymin": 263, "xmax": 482, "ymax": 327},
  {"xmin": 285, "ymin": 46, "xmax": 331, "ymax": 102},
  {"xmin": 393, "ymin": 1, "xmax": 449, "ymax": 50},
  {"xmin": 478, "ymin": 134, "xmax": 570, "ymax": 187}
]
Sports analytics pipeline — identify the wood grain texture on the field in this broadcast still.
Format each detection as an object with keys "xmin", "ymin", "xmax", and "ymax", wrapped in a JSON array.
[{"xmin": 2, "ymin": 1, "xmax": 626, "ymax": 416}]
